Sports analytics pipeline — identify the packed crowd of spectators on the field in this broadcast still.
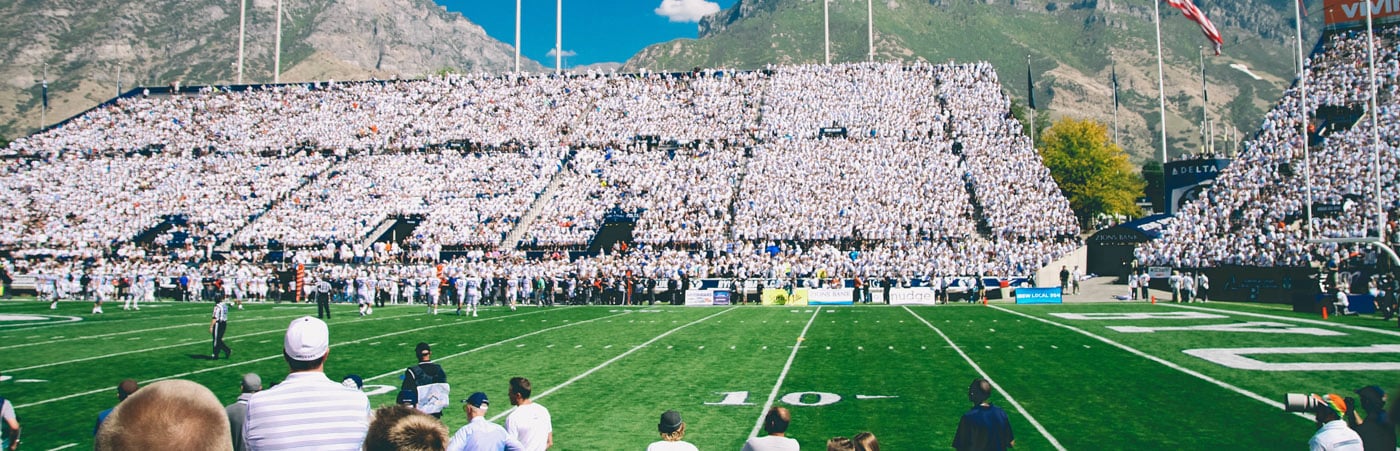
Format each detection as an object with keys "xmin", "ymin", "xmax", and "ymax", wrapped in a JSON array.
[
  {"xmin": 2, "ymin": 61, "xmax": 1085, "ymax": 281},
  {"xmin": 1140, "ymin": 28, "xmax": 1400, "ymax": 268}
]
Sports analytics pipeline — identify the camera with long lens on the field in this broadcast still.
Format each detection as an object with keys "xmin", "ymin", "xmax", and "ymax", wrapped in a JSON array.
[{"xmin": 1284, "ymin": 393, "xmax": 1321, "ymax": 412}]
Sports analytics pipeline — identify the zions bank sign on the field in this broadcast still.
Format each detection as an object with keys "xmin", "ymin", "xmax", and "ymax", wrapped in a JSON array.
[{"xmin": 1324, "ymin": 0, "xmax": 1400, "ymax": 30}]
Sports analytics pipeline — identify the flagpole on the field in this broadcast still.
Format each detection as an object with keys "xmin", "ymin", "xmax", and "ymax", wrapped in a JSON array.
[
  {"xmin": 824, "ymin": 0, "xmax": 831, "ymax": 64},
  {"xmin": 1027, "ymin": 55, "xmax": 1036, "ymax": 145},
  {"xmin": 555, "ymin": 0, "xmax": 563, "ymax": 75},
  {"xmin": 1365, "ymin": 0, "xmax": 1383, "ymax": 242},
  {"xmin": 237, "ymin": 0, "xmax": 247, "ymax": 84},
  {"xmin": 1200, "ymin": 46, "xmax": 1207, "ymax": 152},
  {"xmin": 40, "ymin": 63, "xmax": 47, "ymax": 130},
  {"xmin": 1295, "ymin": 0, "xmax": 1311, "ymax": 239},
  {"xmin": 1112, "ymin": 62, "xmax": 1120, "ymax": 146},
  {"xmin": 867, "ymin": 0, "xmax": 875, "ymax": 62},
  {"xmin": 1154, "ymin": 0, "xmax": 1168, "ymax": 172},
  {"xmin": 515, "ymin": 0, "xmax": 522, "ymax": 73},
  {"xmin": 274, "ymin": 0, "xmax": 283, "ymax": 83}
]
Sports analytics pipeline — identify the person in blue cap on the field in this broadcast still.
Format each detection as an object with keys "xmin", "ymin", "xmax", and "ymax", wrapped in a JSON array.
[{"xmin": 446, "ymin": 392, "xmax": 522, "ymax": 451}]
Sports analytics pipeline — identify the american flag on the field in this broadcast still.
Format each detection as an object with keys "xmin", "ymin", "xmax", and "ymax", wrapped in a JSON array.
[{"xmin": 1165, "ymin": 0, "xmax": 1224, "ymax": 55}]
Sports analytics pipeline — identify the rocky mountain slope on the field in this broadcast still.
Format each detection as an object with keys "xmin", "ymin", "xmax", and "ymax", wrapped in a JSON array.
[
  {"xmin": 0, "ymin": 0, "xmax": 542, "ymax": 139},
  {"xmin": 626, "ymin": 0, "xmax": 1322, "ymax": 161}
]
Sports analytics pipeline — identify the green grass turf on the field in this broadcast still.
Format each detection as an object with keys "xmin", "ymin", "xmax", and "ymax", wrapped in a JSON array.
[{"xmin": 0, "ymin": 299, "xmax": 1395, "ymax": 449}]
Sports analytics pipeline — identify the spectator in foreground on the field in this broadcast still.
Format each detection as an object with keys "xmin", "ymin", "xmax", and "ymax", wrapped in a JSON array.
[
  {"xmin": 0, "ymin": 370, "xmax": 17, "ymax": 451},
  {"xmin": 853, "ymin": 432, "xmax": 879, "ymax": 451},
  {"xmin": 402, "ymin": 342, "xmax": 449, "ymax": 418},
  {"xmin": 826, "ymin": 436, "xmax": 854, "ymax": 451},
  {"xmin": 226, "ymin": 373, "xmax": 261, "ymax": 451},
  {"xmin": 742, "ymin": 407, "xmax": 798, "ymax": 451},
  {"xmin": 94, "ymin": 379, "xmax": 230, "ymax": 451},
  {"xmin": 647, "ymin": 410, "xmax": 697, "ymax": 451},
  {"xmin": 1309, "ymin": 393, "xmax": 1363, "ymax": 450},
  {"xmin": 447, "ymin": 392, "xmax": 522, "ymax": 451},
  {"xmin": 243, "ymin": 316, "xmax": 370, "ymax": 450},
  {"xmin": 1349, "ymin": 386, "xmax": 1394, "ymax": 451},
  {"xmin": 953, "ymin": 378, "xmax": 1014, "ymax": 451},
  {"xmin": 505, "ymin": 377, "xmax": 552, "ymax": 451},
  {"xmin": 363, "ymin": 404, "xmax": 449, "ymax": 451},
  {"xmin": 94, "ymin": 378, "xmax": 139, "ymax": 435}
]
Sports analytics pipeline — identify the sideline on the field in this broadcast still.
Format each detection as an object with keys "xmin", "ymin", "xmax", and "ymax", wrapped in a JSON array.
[
  {"xmin": 747, "ymin": 306, "xmax": 822, "ymax": 438},
  {"xmin": 904, "ymin": 306, "xmax": 1066, "ymax": 451},
  {"xmin": 490, "ymin": 307, "xmax": 735, "ymax": 422},
  {"xmin": 986, "ymin": 304, "xmax": 1312, "ymax": 421},
  {"xmin": 14, "ymin": 307, "xmax": 570, "ymax": 409}
]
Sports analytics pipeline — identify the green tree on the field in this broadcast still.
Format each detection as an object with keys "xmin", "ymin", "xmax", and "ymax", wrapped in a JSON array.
[
  {"xmin": 1038, "ymin": 118, "xmax": 1145, "ymax": 229},
  {"xmin": 1141, "ymin": 160, "xmax": 1164, "ymax": 213}
]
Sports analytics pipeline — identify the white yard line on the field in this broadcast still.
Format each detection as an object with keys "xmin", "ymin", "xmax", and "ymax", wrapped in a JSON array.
[
  {"xmin": 13, "ymin": 308, "xmax": 567, "ymax": 409},
  {"xmin": 491, "ymin": 307, "xmax": 735, "ymax": 423},
  {"xmin": 45, "ymin": 444, "xmax": 79, "ymax": 451},
  {"xmin": 1166, "ymin": 303, "xmax": 1400, "ymax": 337},
  {"xmin": 363, "ymin": 310, "xmax": 633, "ymax": 383},
  {"xmin": 0, "ymin": 312, "xmax": 309, "ymax": 351},
  {"xmin": 747, "ymin": 307, "xmax": 822, "ymax": 439},
  {"xmin": 986, "ymin": 304, "xmax": 1312, "ymax": 421},
  {"xmin": 905, "ymin": 307, "xmax": 1066, "ymax": 451}
]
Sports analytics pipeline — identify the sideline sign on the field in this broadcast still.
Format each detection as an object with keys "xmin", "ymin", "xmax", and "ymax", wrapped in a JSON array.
[
  {"xmin": 888, "ymin": 288, "xmax": 938, "ymax": 305},
  {"xmin": 1015, "ymin": 287, "xmax": 1062, "ymax": 304},
  {"xmin": 807, "ymin": 288, "xmax": 854, "ymax": 306}
]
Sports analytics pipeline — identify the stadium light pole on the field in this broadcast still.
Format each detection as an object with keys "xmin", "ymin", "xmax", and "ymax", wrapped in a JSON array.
[
  {"xmin": 274, "ymin": 0, "xmax": 283, "ymax": 83},
  {"xmin": 555, "ymin": 0, "xmax": 562, "ymax": 75},
  {"xmin": 237, "ymin": 0, "xmax": 247, "ymax": 84},
  {"xmin": 514, "ymin": 0, "xmax": 521, "ymax": 73},
  {"xmin": 1295, "ymin": 0, "xmax": 1311, "ymax": 240},
  {"xmin": 824, "ymin": 0, "xmax": 831, "ymax": 64},
  {"xmin": 867, "ymin": 0, "xmax": 875, "ymax": 62}
]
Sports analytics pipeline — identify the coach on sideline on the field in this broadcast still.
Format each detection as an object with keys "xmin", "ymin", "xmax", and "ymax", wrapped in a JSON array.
[{"xmin": 243, "ymin": 317, "xmax": 370, "ymax": 450}]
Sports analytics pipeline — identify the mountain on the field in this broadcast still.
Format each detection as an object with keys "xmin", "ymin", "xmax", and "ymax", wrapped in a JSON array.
[
  {"xmin": 624, "ymin": 0, "xmax": 1322, "ymax": 162},
  {"xmin": 0, "ymin": 0, "xmax": 543, "ymax": 139}
]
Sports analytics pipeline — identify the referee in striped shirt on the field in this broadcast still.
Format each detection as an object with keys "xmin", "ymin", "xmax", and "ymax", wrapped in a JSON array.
[{"xmin": 210, "ymin": 298, "xmax": 231, "ymax": 360}]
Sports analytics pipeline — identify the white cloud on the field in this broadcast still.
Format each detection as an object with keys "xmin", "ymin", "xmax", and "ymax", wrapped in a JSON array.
[
  {"xmin": 547, "ymin": 48, "xmax": 577, "ymax": 58},
  {"xmin": 654, "ymin": 0, "xmax": 720, "ymax": 23}
]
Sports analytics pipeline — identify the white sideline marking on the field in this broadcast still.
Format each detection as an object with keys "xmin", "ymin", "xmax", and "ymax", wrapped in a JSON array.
[
  {"xmin": 3, "ymin": 308, "xmax": 428, "ymax": 373},
  {"xmin": 748, "ymin": 307, "xmax": 822, "ymax": 439},
  {"xmin": 1166, "ymin": 303, "xmax": 1400, "ymax": 337},
  {"xmin": 0, "ymin": 312, "xmax": 308, "ymax": 351},
  {"xmin": 491, "ymin": 308, "xmax": 736, "ymax": 423},
  {"xmin": 905, "ymin": 306, "xmax": 1066, "ymax": 451},
  {"xmin": 47, "ymin": 444, "xmax": 79, "ymax": 451},
  {"xmin": 14, "ymin": 308, "xmax": 568, "ymax": 410},
  {"xmin": 987, "ymin": 305, "xmax": 1312, "ymax": 421}
]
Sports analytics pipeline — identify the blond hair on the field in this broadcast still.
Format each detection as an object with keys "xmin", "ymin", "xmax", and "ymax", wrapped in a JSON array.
[{"xmin": 96, "ymin": 379, "xmax": 231, "ymax": 451}]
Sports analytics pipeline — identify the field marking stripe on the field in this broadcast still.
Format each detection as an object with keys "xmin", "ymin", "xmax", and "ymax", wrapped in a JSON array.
[
  {"xmin": 2, "ymin": 307, "xmax": 436, "ymax": 373},
  {"xmin": 1165, "ymin": 303, "xmax": 1400, "ymax": 337},
  {"xmin": 46, "ymin": 444, "xmax": 78, "ymax": 451},
  {"xmin": 748, "ymin": 306, "xmax": 822, "ymax": 439},
  {"xmin": 13, "ymin": 308, "xmax": 569, "ymax": 409},
  {"xmin": 490, "ymin": 307, "xmax": 736, "ymax": 423},
  {"xmin": 0, "ymin": 307, "xmax": 222, "ymax": 331},
  {"xmin": 985, "ymin": 305, "xmax": 1312, "ymax": 421},
  {"xmin": 0, "ymin": 311, "xmax": 311, "ymax": 351},
  {"xmin": 363, "ymin": 310, "xmax": 633, "ymax": 383},
  {"xmin": 904, "ymin": 306, "xmax": 1066, "ymax": 451}
]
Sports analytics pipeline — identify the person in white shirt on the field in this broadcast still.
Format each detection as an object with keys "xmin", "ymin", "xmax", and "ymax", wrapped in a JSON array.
[
  {"xmin": 446, "ymin": 392, "xmax": 522, "ymax": 451},
  {"xmin": 504, "ymin": 377, "xmax": 552, "ymax": 451},
  {"xmin": 647, "ymin": 410, "xmax": 698, "ymax": 451},
  {"xmin": 742, "ymin": 407, "xmax": 799, "ymax": 451},
  {"xmin": 1307, "ymin": 393, "xmax": 1363, "ymax": 451}
]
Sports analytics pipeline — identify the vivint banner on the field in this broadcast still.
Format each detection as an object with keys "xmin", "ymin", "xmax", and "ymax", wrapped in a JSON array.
[
  {"xmin": 685, "ymin": 289, "xmax": 732, "ymax": 306},
  {"xmin": 888, "ymin": 288, "xmax": 939, "ymax": 305},
  {"xmin": 1324, "ymin": 0, "xmax": 1400, "ymax": 30}
]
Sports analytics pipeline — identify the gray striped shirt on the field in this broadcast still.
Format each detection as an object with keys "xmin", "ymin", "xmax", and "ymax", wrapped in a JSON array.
[
  {"xmin": 243, "ymin": 372, "xmax": 370, "ymax": 450},
  {"xmin": 213, "ymin": 302, "xmax": 228, "ymax": 322}
]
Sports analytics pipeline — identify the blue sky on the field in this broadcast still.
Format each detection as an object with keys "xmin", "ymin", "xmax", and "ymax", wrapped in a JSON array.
[{"xmin": 441, "ymin": 0, "xmax": 738, "ymax": 67}]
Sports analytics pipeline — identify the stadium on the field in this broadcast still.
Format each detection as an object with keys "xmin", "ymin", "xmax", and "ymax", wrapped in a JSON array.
[{"xmin": 0, "ymin": 0, "xmax": 1399, "ymax": 449}]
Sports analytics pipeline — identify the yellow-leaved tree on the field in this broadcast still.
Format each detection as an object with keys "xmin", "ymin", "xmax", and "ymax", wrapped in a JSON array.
[{"xmin": 1037, "ymin": 118, "xmax": 1145, "ymax": 229}]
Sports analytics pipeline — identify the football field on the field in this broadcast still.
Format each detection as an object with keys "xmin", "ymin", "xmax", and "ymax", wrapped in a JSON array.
[{"xmin": 1, "ymin": 298, "xmax": 1397, "ymax": 450}]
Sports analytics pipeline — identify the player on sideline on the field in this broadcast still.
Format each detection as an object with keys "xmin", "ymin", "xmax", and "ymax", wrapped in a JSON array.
[
  {"xmin": 426, "ymin": 276, "xmax": 441, "ymax": 315},
  {"xmin": 506, "ymin": 273, "xmax": 520, "ymax": 311},
  {"xmin": 453, "ymin": 272, "xmax": 468, "ymax": 316},
  {"xmin": 90, "ymin": 272, "xmax": 106, "ymax": 315},
  {"xmin": 124, "ymin": 273, "xmax": 142, "ymax": 311},
  {"xmin": 465, "ymin": 273, "xmax": 482, "ymax": 317}
]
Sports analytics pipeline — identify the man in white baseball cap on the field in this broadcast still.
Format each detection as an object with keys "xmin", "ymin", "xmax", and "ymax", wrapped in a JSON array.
[{"xmin": 242, "ymin": 317, "xmax": 370, "ymax": 450}]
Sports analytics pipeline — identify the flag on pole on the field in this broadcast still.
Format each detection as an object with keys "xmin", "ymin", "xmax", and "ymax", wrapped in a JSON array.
[
  {"xmin": 41, "ymin": 80, "xmax": 48, "ymax": 109},
  {"xmin": 1111, "ymin": 65, "xmax": 1120, "ymax": 111},
  {"xmin": 1026, "ymin": 58, "xmax": 1037, "ymax": 110},
  {"xmin": 1164, "ymin": 0, "xmax": 1224, "ymax": 55}
]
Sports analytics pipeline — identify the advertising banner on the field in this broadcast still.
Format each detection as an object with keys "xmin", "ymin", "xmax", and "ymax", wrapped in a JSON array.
[
  {"xmin": 685, "ymin": 290, "xmax": 713, "ymax": 306},
  {"xmin": 1165, "ymin": 159, "xmax": 1230, "ymax": 215},
  {"xmin": 1015, "ymin": 287, "xmax": 1063, "ymax": 304},
  {"xmin": 807, "ymin": 288, "xmax": 854, "ymax": 305},
  {"xmin": 790, "ymin": 289, "xmax": 809, "ymax": 306},
  {"xmin": 761, "ymin": 289, "xmax": 789, "ymax": 305},
  {"xmin": 888, "ymin": 288, "xmax": 939, "ymax": 305},
  {"xmin": 712, "ymin": 290, "xmax": 731, "ymax": 306},
  {"xmin": 1324, "ymin": 0, "xmax": 1400, "ymax": 30},
  {"xmin": 1148, "ymin": 266, "xmax": 1172, "ymax": 278}
]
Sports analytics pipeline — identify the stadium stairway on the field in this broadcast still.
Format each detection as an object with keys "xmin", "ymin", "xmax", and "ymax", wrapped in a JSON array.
[
  {"xmin": 131, "ymin": 214, "xmax": 187, "ymax": 247},
  {"xmin": 498, "ymin": 149, "xmax": 575, "ymax": 250},
  {"xmin": 360, "ymin": 214, "xmax": 423, "ymax": 249}
]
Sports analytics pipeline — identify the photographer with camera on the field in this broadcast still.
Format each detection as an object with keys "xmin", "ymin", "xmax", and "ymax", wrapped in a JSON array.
[
  {"xmin": 1288, "ymin": 393, "xmax": 1363, "ymax": 450},
  {"xmin": 1350, "ymin": 386, "xmax": 1395, "ymax": 451}
]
